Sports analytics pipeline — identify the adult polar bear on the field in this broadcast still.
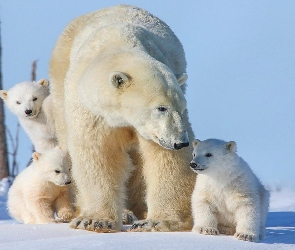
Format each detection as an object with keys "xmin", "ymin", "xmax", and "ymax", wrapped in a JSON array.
[{"xmin": 49, "ymin": 4, "xmax": 195, "ymax": 232}]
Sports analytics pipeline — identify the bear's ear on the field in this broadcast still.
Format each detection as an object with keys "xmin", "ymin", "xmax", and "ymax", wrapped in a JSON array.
[
  {"xmin": 32, "ymin": 152, "xmax": 41, "ymax": 161},
  {"xmin": 37, "ymin": 78, "xmax": 49, "ymax": 87},
  {"xmin": 109, "ymin": 71, "xmax": 131, "ymax": 89},
  {"xmin": 193, "ymin": 139, "xmax": 200, "ymax": 148},
  {"xmin": 0, "ymin": 90, "xmax": 8, "ymax": 100},
  {"xmin": 176, "ymin": 73, "xmax": 188, "ymax": 86},
  {"xmin": 226, "ymin": 141, "xmax": 237, "ymax": 153}
]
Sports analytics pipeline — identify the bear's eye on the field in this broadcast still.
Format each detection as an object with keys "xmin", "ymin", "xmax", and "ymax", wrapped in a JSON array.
[
  {"xmin": 55, "ymin": 170, "xmax": 61, "ymax": 174},
  {"xmin": 205, "ymin": 153, "xmax": 212, "ymax": 157},
  {"xmin": 192, "ymin": 153, "xmax": 196, "ymax": 157},
  {"xmin": 16, "ymin": 101, "xmax": 21, "ymax": 105},
  {"xmin": 115, "ymin": 76, "xmax": 124, "ymax": 85},
  {"xmin": 157, "ymin": 106, "xmax": 167, "ymax": 112},
  {"xmin": 33, "ymin": 97, "xmax": 37, "ymax": 101}
]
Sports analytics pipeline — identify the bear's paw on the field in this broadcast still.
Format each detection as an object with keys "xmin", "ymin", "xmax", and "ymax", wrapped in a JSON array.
[
  {"xmin": 193, "ymin": 226, "xmax": 219, "ymax": 235},
  {"xmin": 57, "ymin": 208, "xmax": 74, "ymax": 222},
  {"xmin": 122, "ymin": 209, "xmax": 138, "ymax": 225},
  {"xmin": 129, "ymin": 219, "xmax": 190, "ymax": 232},
  {"xmin": 234, "ymin": 232, "xmax": 258, "ymax": 242},
  {"xmin": 70, "ymin": 217, "xmax": 119, "ymax": 233}
]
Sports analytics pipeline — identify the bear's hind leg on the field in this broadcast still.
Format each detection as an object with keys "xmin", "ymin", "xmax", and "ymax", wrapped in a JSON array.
[{"xmin": 26, "ymin": 198, "xmax": 55, "ymax": 224}]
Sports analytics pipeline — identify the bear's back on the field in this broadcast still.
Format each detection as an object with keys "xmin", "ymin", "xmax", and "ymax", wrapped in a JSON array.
[{"xmin": 68, "ymin": 5, "xmax": 186, "ymax": 75}]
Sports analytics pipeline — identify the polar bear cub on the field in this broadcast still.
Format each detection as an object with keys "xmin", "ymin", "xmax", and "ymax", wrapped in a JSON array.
[
  {"xmin": 7, "ymin": 146, "xmax": 73, "ymax": 224},
  {"xmin": 0, "ymin": 79, "xmax": 57, "ymax": 152},
  {"xmin": 190, "ymin": 139, "xmax": 269, "ymax": 242}
]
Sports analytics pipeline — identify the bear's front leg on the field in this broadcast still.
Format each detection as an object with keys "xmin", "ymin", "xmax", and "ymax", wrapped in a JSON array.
[
  {"xmin": 130, "ymin": 137, "xmax": 195, "ymax": 232},
  {"xmin": 68, "ymin": 123, "xmax": 132, "ymax": 232},
  {"xmin": 54, "ymin": 187, "xmax": 74, "ymax": 222},
  {"xmin": 233, "ymin": 195, "xmax": 260, "ymax": 242},
  {"xmin": 191, "ymin": 199, "xmax": 219, "ymax": 235}
]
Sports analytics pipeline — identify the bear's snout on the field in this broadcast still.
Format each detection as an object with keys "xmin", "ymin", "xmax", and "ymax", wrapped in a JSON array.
[
  {"xmin": 190, "ymin": 161, "xmax": 198, "ymax": 169},
  {"xmin": 25, "ymin": 109, "xmax": 32, "ymax": 115},
  {"xmin": 190, "ymin": 161, "xmax": 204, "ymax": 171},
  {"xmin": 174, "ymin": 142, "xmax": 189, "ymax": 150},
  {"xmin": 65, "ymin": 181, "xmax": 71, "ymax": 185}
]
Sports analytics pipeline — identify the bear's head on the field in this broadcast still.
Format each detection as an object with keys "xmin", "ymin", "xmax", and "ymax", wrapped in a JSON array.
[
  {"xmin": 32, "ymin": 146, "xmax": 71, "ymax": 186},
  {"xmin": 0, "ymin": 79, "xmax": 49, "ymax": 118},
  {"xmin": 78, "ymin": 50, "xmax": 189, "ymax": 150},
  {"xmin": 190, "ymin": 139, "xmax": 237, "ymax": 173}
]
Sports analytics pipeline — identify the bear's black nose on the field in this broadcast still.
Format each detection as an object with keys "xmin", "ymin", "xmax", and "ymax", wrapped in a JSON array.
[
  {"xmin": 25, "ymin": 109, "xmax": 32, "ymax": 115},
  {"xmin": 190, "ymin": 161, "xmax": 198, "ymax": 169},
  {"xmin": 174, "ymin": 142, "xmax": 189, "ymax": 150},
  {"xmin": 65, "ymin": 181, "xmax": 71, "ymax": 185}
]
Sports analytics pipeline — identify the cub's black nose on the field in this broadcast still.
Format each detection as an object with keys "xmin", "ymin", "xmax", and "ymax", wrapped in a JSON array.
[
  {"xmin": 65, "ymin": 181, "xmax": 71, "ymax": 185},
  {"xmin": 190, "ymin": 161, "xmax": 198, "ymax": 169},
  {"xmin": 174, "ymin": 142, "xmax": 189, "ymax": 150},
  {"xmin": 25, "ymin": 109, "xmax": 32, "ymax": 115}
]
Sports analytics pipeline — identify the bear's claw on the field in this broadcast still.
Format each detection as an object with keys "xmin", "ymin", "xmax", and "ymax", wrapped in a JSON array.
[
  {"xmin": 234, "ymin": 232, "xmax": 258, "ymax": 242},
  {"xmin": 199, "ymin": 227, "xmax": 219, "ymax": 235},
  {"xmin": 129, "ymin": 219, "xmax": 188, "ymax": 232},
  {"xmin": 70, "ymin": 217, "xmax": 118, "ymax": 233}
]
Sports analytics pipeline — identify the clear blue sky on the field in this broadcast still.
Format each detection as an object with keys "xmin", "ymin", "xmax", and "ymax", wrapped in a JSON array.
[{"xmin": 1, "ymin": 0, "xmax": 295, "ymax": 186}]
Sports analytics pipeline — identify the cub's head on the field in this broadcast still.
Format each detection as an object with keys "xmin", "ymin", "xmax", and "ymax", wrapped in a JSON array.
[
  {"xmin": 190, "ymin": 139, "xmax": 237, "ymax": 173},
  {"xmin": 0, "ymin": 79, "xmax": 49, "ymax": 118},
  {"xmin": 78, "ymin": 51, "xmax": 189, "ymax": 150},
  {"xmin": 32, "ymin": 146, "xmax": 71, "ymax": 186}
]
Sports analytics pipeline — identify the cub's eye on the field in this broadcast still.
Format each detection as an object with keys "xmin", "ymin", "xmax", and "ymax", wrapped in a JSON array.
[
  {"xmin": 192, "ymin": 153, "xmax": 196, "ymax": 157},
  {"xmin": 16, "ymin": 101, "xmax": 21, "ymax": 105},
  {"xmin": 33, "ymin": 97, "xmax": 37, "ymax": 101},
  {"xmin": 157, "ymin": 106, "xmax": 167, "ymax": 112},
  {"xmin": 205, "ymin": 153, "xmax": 212, "ymax": 157},
  {"xmin": 55, "ymin": 170, "xmax": 61, "ymax": 174}
]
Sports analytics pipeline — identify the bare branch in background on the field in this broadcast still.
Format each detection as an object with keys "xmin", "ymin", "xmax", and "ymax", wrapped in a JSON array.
[
  {"xmin": 6, "ymin": 124, "xmax": 19, "ymax": 177},
  {"xmin": 0, "ymin": 20, "xmax": 10, "ymax": 179},
  {"xmin": 31, "ymin": 60, "xmax": 38, "ymax": 82}
]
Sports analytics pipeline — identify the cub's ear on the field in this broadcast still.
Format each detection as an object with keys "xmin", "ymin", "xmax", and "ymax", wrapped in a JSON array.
[
  {"xmin": 176, "ymin": 73, "xmax": 188, "ymax": 86},
  {"xmin": 37, "ymin": 78, "xmax": 49, "ymax": 87},
  {"xmin": 226, "ymin": 141, "xmax": 237, "ymax": 153},
  {"xmin": 109, "ymin": 71, "xmax": 131, "ymax": 89},
  {"xmin": 32, "ymin": 152, "xmax": 41, "ymax": 161},
  {"xmin": 0, "ymin": 90, "xmax": 8, "ymax": 100},
  {"xmin": 193, "ymin": 139, "xmax": 200, "ymax": 148}
]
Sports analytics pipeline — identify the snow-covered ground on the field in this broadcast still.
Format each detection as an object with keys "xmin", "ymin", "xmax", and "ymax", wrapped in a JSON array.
[{"xmin": 0, "ymin": 183, "xmax": 294, "ymax": 250}]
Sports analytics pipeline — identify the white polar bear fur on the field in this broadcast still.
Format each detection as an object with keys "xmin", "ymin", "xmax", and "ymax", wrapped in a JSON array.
[
  {"xmin": 49, "ymin": 4, "xmax": 196, "ymax": 232},
  {"xmin": 190, "ymin": 139, "xmax": 269, "ymax": 242},
  {"xmin": 7, "ymin": 146, "xmax": 73, "ymax": 224},
  {"xmin": 0, "ymin": 79, "xmax": 57, "ymax": 152}
]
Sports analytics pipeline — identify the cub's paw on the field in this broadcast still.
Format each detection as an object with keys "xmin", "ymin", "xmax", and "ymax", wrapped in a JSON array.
[
  {"xmin": 122, "ymin": 209, "xmax": 138, "ymax": 225},
  {"xmin": 70, "ymin": 217, "xmax": 119, "ymax": 233},
  {"xmin": 193, "ymin": 226, "xmax": 219, "ymax": 235},
  {"xmin": 234, "ymin": 232, "xmax": 258, "ymax": 242},
  {"xmin": 53, "ymin": 218, "xmax": 68, "ymax": 223},
  {"xmin": 129, "ymin": 219, "xmax": 190, "ymax": 232},
  {"xmin": 57, "ymin": 208, "xmax": 74, "ymax": 222}
]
